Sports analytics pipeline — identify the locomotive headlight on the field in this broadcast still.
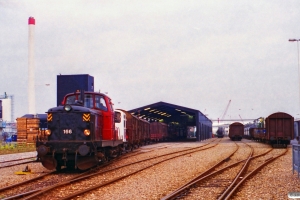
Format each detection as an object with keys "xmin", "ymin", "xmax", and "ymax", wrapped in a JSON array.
[
  {"xmin": 45, "ymin": 129, "xmax": 51, "ymax": 136},
  {"xmin": 84, "ymin": 129, "xmax": 90, "ymax": 136},
  {"xmin": 64, "ymin": 104, "xmax": 72, "ymax": 112}
]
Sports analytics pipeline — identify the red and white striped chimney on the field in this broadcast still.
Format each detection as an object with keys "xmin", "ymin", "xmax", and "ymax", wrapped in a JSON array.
[{"xmin": 28, "ymin": 17, "xmax": 35, "ymax": 114}]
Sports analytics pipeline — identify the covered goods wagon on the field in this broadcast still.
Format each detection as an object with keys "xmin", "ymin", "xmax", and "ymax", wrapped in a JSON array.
[{"xmin": 229, "ymin": 122, "xmax": 244, "ymax": 141}]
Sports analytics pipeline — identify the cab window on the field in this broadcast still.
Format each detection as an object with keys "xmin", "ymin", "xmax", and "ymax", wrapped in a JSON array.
[
  {"xmin": 65, "ymin": 95, "xmax": 76, "ymax": 104},
  {"xmin": 95, "ymin": 95, "xmax": 107, "ymax": 111},
  {"xmin": 84, "ymin": 94, "xmax": 94, "ymax": 108}
]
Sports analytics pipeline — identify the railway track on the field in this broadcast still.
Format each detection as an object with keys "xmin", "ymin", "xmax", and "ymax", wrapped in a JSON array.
[
  {"xmin": 161, "ymin": 142, "xmax": 287, "ymax": 200},
  {"xmin": 220, "ymin": 148, "xmax": 287, "ymax": 200},
  {"xmin": 120, "ymin": 142, "xmax": 184, "ymax": 159},
  {"xmin": 0, "ymin": 171, "xmax": 56, "ymax": 199},
  {"xmin": 0, "ymin": 142, "xmax": 202, "ymax": 199},
  {"xmin": 3, "ymin": 139, "xmax": 220, "ymax": 200},
  {"xmin": 0, "ymin": 156, "xmax": 37, "ymax": 169},
  {"xmin": 0, "ymin": 156, "xmax": 127, "ymax": 200},
  {"xmin": 161, "ymin": 141, "xmax": 253, "ymax": 199}
]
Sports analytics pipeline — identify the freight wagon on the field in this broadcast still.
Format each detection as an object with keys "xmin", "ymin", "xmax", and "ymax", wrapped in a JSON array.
[
  {"xmin": 216, "ymin": 127, "xmax": 225, "ymax": 138},
  {"xmin": 252, "ymin": 128, "xmax": 266, "ymax": 141},
  {"xmin": 228, "ymin": 122, "xmax": 244, "ymax": 141},
  {"xmin": 265, "ymin": 112, "xmax": 293, "ymax": 147},
  {"xmin": 115, "ymin": 109, "xmax": 151, "ymax": 150},
  {"xmin": 294, "ymin": 120, "xmax": 300, "ymax": 140},
  {"xmin": 150, "ymin": 122, "xmax": 168, "ymax": 141}
]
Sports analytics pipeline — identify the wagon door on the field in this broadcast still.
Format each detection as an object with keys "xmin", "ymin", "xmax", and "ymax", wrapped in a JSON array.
[
  {"xmin": 268, "ymin": 118, "xmax": 277, "ymax": 140},
  {"xmin": 283, "ymin": 118, "xmax": 293, "ymax": 139}
]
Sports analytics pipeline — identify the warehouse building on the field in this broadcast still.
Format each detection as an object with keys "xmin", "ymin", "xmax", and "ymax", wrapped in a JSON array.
[{"xmin": 128, "ymin": 101, "xmax": 212, "ymax": 141}]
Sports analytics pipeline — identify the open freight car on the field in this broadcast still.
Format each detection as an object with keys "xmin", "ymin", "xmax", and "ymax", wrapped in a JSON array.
[
  {"xmin": 115, "ymin": 109, "xmax": 150, "ymax": 149},
  {"xmin": 150, "ymin": 122, "xmax": 168, "ymax": 141}
]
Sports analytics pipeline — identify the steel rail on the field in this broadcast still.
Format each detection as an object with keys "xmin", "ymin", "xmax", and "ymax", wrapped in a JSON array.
[
  {"xmin": 162, "ymin": 142, "xmax": 273, "ymax": 200},
  {"xmin": 22, "ymin": 139, "xmax": 220, "ymax": 200},
  {"xmin": 2, "ymin": 140, "xmax": 218, "ymax": 200},
  {"xmin": 0, "ymin": 171, "xmax": 55, "ymax": 193},
  {"xmin": 223, "ymin": 148, "xmax": 288, "ymax": 200},
  {"xmin": 0, "ymin": 141, "xmax": 215, "ymax": 199},
  {"xmin": 0, "ymin": 156, "xmax": 37, "ymax": 169},
  {"xmin": 218, "ymin": 143, "xmax": 254, "ymax": 199},
  {"xmin": 161, "ymin": 142, "xmax": 239, "ymax": 200},
  {"xmin": 161, "ymin": 142, "xmax": 251, "ymax": 200},
  {"xmin": 0, "ymin": 156, "xmax": 36, "ymax": 164},
  {"xmin": 0, "ymin": 160, "xmax": 36, "ymax": 169},
  {"xmin": 59, "ymin": 141, "xmax": 221, "ymax": 200}
]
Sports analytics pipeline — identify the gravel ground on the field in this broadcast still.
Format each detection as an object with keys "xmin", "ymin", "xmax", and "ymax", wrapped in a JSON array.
[
  {"xmin": 79, "ymin": 139, "xmax": 238, "ymax": 200},
  {"xmin": 0, "ymin": 151, "xmax": 52, "ymax": 190},
  {"xmin": 0, "ymin": 139, "xmax": 299, "ymax": 200}
]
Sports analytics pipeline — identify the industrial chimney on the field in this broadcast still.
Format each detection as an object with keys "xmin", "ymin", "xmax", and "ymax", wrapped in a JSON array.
[{"xmin": 28, "ymin": 17, "xmax": 35, "ymax": 114}]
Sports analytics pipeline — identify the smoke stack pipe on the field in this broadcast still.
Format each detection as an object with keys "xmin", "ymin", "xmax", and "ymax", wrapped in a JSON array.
[
  {"xmin": 80, "ymin": 90, "xmax": 85, "ymax": 105},
  {"xmin": 28, "ymin": 17, "xmax": 35, "ymax": 114}
]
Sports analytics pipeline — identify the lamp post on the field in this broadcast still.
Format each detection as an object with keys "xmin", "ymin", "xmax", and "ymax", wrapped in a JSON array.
[{"xmin": 289, "ymin": 39, "xmax": 300, "ymax": 112}]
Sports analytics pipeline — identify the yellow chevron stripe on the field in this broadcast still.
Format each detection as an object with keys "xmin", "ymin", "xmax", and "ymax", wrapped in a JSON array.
[
  {"xmin": 83, "ymin": 113, "xmax": 90, "ymax": 121},
  {"xmin": 47, "ymin": 113, "xmax": 52, "ymax": 121}
]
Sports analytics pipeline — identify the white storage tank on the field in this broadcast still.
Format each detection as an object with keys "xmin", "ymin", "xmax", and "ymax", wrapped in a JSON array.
[{"xmin": 2, "ymin": 98, "xmax": 12, "ymax": 122}]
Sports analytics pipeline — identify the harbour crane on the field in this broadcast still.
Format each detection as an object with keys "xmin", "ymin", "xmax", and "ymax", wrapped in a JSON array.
[
  {"xmin": 218, "ymin": 100, "xmax": 231, "ymax": 123},
  {"xmin": 239, "ymin": 114, "xmax": 244, "ymax": 124}
]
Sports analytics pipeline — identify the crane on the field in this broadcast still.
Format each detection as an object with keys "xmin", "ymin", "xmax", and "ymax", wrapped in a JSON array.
[
  {"xmin": 218, "ymin": 100, "xmax": 231, "ymax": 123},
  {"xmin": 239, "ymin": 114, "xmax": 244, "ymax": 124}
]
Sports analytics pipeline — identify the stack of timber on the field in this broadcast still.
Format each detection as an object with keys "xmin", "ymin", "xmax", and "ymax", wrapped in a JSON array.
[
  {"xmin": 16, "ymin": 118, "xmax": 40, "ymax": 143},
  {"xmin": 16, "ymin": 118, "xmax": 27, "ymax": 142},
  {"xmin": 27, "ymin": 118, "xmax": 39, "ymax": 143}
]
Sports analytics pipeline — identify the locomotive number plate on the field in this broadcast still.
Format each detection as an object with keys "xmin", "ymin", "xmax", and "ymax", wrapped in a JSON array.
[{"xmin": 63, "ymin": 129, "xmax": 72, "ymax": 134}]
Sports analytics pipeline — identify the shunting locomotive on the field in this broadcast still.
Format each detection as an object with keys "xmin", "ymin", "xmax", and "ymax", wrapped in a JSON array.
[{"xmin": 36, "ymin": 90, "xmax": 124, "ymax": 171}]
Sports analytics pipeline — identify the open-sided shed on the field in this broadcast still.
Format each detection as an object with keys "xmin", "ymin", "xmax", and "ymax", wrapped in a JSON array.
[{"xmin": 127, "ymin": 101, "xmax": 212, "ymax": 141}]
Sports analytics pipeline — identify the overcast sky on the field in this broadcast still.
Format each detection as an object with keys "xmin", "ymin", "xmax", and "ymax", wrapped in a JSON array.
[{"xmin": 1, "ymin": 0, "xmax": 300, "ymax": 123}]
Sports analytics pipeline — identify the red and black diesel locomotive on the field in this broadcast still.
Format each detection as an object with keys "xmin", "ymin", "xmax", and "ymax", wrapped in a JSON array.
[{"xmin": 36, "ymin": 91, "xmax": 124, "ymax": 171}]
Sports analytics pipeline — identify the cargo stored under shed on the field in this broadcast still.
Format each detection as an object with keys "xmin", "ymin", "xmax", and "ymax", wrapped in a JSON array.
[{"xmin": 127, "ymin": 101, "xmax": 212, "ymax": 141}]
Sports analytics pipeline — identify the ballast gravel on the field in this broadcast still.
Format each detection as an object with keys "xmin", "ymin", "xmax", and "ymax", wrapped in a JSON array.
[{"xmin": 0, "ymin": 139, "xmax": 299, "ymax": 200}]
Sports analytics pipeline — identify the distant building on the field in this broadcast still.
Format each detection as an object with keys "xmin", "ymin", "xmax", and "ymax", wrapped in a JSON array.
[
  {"xmin": 57, "ymin": 74, "xmax": 94, "ymax": 106},
  {"xmin": 0, "ymin": 93, "xmax": 14, "ymax": 122}
]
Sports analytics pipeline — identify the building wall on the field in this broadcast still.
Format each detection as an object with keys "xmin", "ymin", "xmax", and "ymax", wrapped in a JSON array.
[
  {"xmin": 56, "ymin": 74, "xmax": 94, "ymax": 106},
  {"xmin": 0, "ymin": 100, "xmax": 2, "ymax": 119},
  {"xmin": 196, "ymin": 112, "xmax": 213, "ymax": 141}
]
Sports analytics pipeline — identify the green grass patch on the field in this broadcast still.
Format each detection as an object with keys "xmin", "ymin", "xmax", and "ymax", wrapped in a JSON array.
[{"xmin": 0, "ymin": 143, "xmax": 36, "ymax": 155}]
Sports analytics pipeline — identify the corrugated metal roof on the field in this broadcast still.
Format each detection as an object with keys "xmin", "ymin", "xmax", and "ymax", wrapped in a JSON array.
[
  {"xmin": 20, "ymin": 114, "xmax": 47, "ymax": 120},
  {"xmin": 127, "ymin": 101, "xmax": 210, "ymax": 123}
]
